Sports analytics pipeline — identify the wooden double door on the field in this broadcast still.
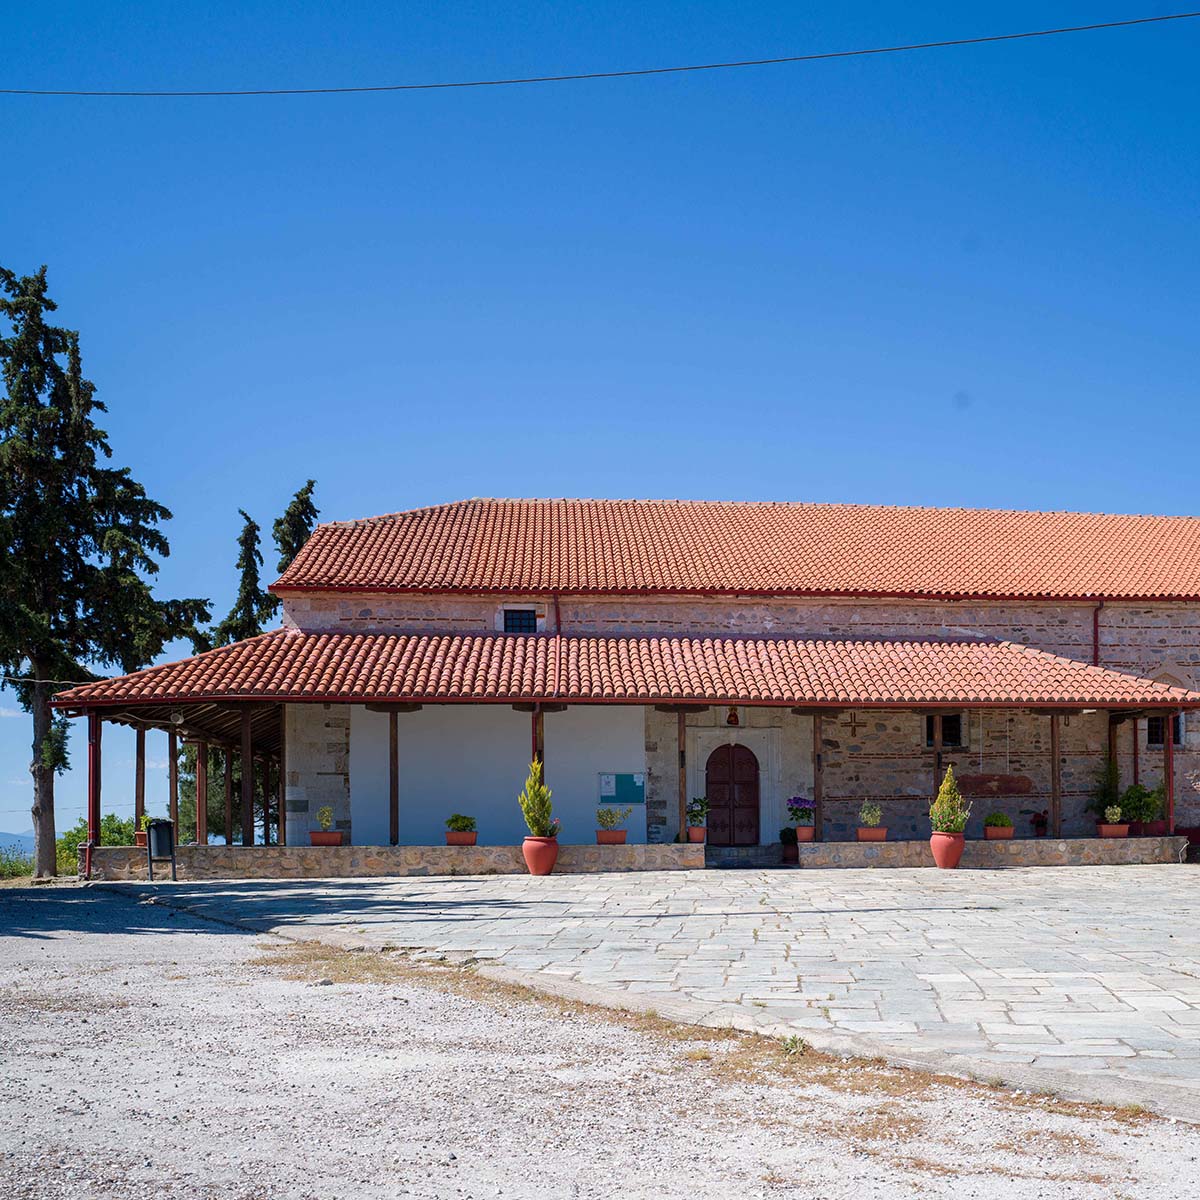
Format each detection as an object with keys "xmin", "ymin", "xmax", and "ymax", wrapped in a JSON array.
[{"xmin": 705, "ymin": 743, "xmax": 760, "ymax": 846}]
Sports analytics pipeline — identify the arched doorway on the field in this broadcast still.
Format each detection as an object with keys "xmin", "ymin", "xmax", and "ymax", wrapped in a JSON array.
[{"xmin": 705, "ymin": 744, "xmax": 760, "ymax": 846}]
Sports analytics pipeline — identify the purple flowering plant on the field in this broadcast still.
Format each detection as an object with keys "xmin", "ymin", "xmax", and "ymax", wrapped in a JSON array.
[{"xmin": 787, "ymin": 796, "xmax": 815, "ymax": 826}]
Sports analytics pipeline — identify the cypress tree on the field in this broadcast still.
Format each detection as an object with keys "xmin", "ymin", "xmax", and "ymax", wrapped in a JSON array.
[
  {"xmin": 0, "ymin": 266, "xmax": 209, "ymax": 876},
  {"xmin": 208, "ymin": 510, "xmax": 276, "ymax": 647},
  {"xmin": 273, "ymin": 479, "xmax": 319, "ymax": 574}
]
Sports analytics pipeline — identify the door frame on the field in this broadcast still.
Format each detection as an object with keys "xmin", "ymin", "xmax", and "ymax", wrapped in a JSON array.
[{"xmin": 686, "ymin": 726, "xmax": 781, "ymax": 847}]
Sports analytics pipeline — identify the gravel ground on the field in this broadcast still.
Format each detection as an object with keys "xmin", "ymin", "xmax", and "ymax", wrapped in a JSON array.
[{"xmin": 3, "ymin": 886, "xmax": 1199, "ymax": 1200}]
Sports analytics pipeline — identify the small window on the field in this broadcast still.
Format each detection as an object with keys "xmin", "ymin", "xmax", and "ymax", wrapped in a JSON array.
[
  {"xmin": 926, "ymin": 714, "xmax": 964, "ymax": 748},
  {"xmin": 1147, "ymin": 715, "xmax": 1184, "ymax": 747},
  {"xmin": 503, "ymin": 608, "xmax": 538, "ymax": 634}
]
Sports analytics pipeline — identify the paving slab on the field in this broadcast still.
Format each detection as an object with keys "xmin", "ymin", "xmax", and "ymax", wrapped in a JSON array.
[{"xmin": 99, "ymin": 862, "xmax": 1200, "ymax": 1120}]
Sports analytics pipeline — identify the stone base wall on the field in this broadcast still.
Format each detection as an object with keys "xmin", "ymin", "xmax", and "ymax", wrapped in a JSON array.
[
  {"xmin": 788, "ymin": 836, "xmax": 1188, "ymax": 869},
  {"xmin": 85, "ymin": 842, "xmax": 703, "ymax": 881}
]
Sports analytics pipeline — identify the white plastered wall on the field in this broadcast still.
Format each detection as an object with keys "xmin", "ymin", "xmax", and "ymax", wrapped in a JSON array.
[{"xmin": 349, "ymin": 704, "xmax": 646, "ymax": 845}]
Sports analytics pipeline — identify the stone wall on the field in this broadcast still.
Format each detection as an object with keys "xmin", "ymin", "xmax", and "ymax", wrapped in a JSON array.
[
  {"xmin": 85, "ymin": 842, "xmax": 703, "ymax": 881},
  {"xmin": 787, "ymin": 836, "xmax": 1188, "ymax": 869},
  {"xmin": 285, "ymin": 704, "xmax": 350, "ymax": 842}
]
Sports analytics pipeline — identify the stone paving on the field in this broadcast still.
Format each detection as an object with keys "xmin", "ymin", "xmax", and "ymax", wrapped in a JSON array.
[{"xmin": 107, "ymin": 864, "xmax": 1200, "ymax": 1117}]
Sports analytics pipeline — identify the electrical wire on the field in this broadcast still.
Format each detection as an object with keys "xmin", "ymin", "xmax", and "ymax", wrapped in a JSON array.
[{"xmin": 2, "ymin": 12, "xmax": 1196, "ymax": 98}]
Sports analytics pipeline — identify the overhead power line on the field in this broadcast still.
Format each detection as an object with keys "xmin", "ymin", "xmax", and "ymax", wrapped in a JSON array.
[{"xmin": 2, "ymin": 11, "xmax": 1197, "ymax": 98}]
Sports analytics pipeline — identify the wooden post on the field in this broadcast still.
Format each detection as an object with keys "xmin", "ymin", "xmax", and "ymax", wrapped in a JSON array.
[
  {"xmin": 1050, "ymin": 714, "xmax": 1062, "ymax": 837},
  {"xmin": 134, "ymin": 727, "xmax": 145, "ymax": 828},
  {"xmin": 532, "ymin": 704, "xmax": 545, "ymax": 766},
  {"xmin": 240, "ymin": 709, "xmax": 253, "ymax": 846},
  {"xmin": 931, "ymin": 713, "xmax": 943, "ymax": 795},
  {"xmin": 278, "ymin": 709, "xmax": 287, "ymax": 847},
  {"xmin": 223, "ymin": 749, "xmax": 234, "ymax": 845},
  {"xmin": 1165, "ymin": 710, "xmax": 1177, "ymax": 835},
  {"xmin": 196, "ymin": 741, "xmax": 208, "ymax": 845},
  {"xmin": 1107, "ymin": 717, "xmax": 1119, "ymax": 789},
  {"xmin": 389, "ymin": 711, "xmax": 399, "ymax": 846},
  {"xmin": 168, "ymin": 728, "xmax": 179, "ymax": 829},
  {"xmin": 677, "ymin": 710, "xmax": 687, "ymax": 838},
  {"xmin": 812, "ymin": 713, "xmax": 824, "ymax": 842},
  {"xmin": 261, "ymin": 757, "xmax": 272, "ymax": 846},
  {"xmin": 87, "ymin": 712, "xmax": 102, "ymax": 844}
]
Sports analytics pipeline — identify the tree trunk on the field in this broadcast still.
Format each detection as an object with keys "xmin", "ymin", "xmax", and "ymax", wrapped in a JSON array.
[{"xmin": 29, "ymin": 675, "xmax": 57, "ymax": 878}]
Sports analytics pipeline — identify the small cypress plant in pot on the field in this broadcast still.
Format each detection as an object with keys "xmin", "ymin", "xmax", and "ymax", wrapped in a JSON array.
[
  {"xmin": 595, "ymin": 806, "xmax": 632, "ymax": 845},
  {"xmin": 929, "ymin": 766, "xmax": 970, "ymax": 868},
  {"xmin": 983, "ymin": 811, "xmax": 1014, "ymax": 840},
  {"xmin": 686, "ymin": 796, "xmax": 709, "ymax": 843},
  {"xmin": 309, "ymin": 805, "xmax": 343, "ymax": 846},
  {"xmin": 856, "ymin": 801, "xmax": 886, "ymax": 842},
  {"xmin": 518, "ymin": 760, "xmax": 560, "ymax": 874},
  {"xmin": 445, "ymin": 813, "xmax": 477, "ymax": 846}
]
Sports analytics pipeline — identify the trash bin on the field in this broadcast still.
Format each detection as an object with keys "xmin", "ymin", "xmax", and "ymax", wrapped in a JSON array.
[{"xmin": 147, "ymin": 818, "xmax": 174, "ymax": 860}]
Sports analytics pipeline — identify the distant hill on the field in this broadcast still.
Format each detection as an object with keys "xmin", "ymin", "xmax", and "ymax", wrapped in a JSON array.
[{"xmin": 0, "ymin": 831, "xmax": 35, "ymax": 853}]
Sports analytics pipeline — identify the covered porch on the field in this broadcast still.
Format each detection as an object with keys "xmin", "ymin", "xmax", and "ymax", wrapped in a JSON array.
[{"xmin": 53, "ymin": 629, "xmax": 1200, "ymax": 877}]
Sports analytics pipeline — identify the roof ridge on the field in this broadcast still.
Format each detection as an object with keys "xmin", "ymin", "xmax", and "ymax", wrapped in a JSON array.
[{"xmin": 312, "ymin": 497, "xmax": 1200, "ymax": 524}]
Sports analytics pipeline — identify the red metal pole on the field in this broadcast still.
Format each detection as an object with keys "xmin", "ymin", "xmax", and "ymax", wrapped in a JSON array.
[
  {"xmin": 1165, "ymin": 711, "xmax": 1176, "ymax": 835},
  {"xmin": 85, "ymin": 712, "xmax": 102, "ymax": 878}
]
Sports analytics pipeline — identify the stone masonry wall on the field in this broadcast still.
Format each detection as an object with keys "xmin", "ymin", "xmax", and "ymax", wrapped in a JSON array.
[{"xmin": 285, "ymin": 703, "xmax": 350, "ymax": 842}]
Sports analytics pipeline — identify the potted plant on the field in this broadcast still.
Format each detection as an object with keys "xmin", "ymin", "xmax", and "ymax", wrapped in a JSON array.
[
  {"xmin": 856, "ymin": 801, "xmax": 886, "ymax": 842},
  {"xmin": 309, "ymin": 805, "xmax": 343, "ymax": 846},
  {"xmin": 596, "ymin": 806, "xmax": 633, "ymax": 845},
  {"xmin": 779, "ymin": 826, "xmax": 799, "ymax": 864},
  {"xmin": 134, "ymin": 812, "xmax": 152, "ymax": 849},
  {"xmin": 518, "ymin": 760, "xmax": 560, "ymax": 874},
  {"xmin": 983, "ymin": 811, "xmax": 1014, "ymax": 840},
  {"xmin": 787, "ymin": 796, "xmax": 816, "ymax": 842},
  {"xmin": 1097, "ymin": 804, "xmax": 1129, "ymax": 839},
  {"xmin": 1121, "ymin": 783, "xmax": 1166, "ymax": 836},
  {"xmin": 929, "ymin": 766, "xmax": 971, "ymax": 868},
  {"xmin": 445, "ymin": 813, "xmax": 477, "ymax": 846},
  {"xmin": 686, "ymin": 796, "xmax": 709, "ymax": 843},
  {"xmin": 1024, "ymin": 808, "xmax": 1049, "ymax": 838}
]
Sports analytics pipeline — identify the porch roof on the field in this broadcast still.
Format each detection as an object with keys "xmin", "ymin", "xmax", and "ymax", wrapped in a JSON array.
[{"xmin": 51, "ymin": 629, "xmax": 1200, "ymax": 711}]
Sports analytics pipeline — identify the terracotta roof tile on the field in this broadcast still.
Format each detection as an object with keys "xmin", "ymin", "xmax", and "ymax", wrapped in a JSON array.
[
  {"xmin": 273, "ymin": 499, "xmax": 1200, "ymax": 601},
  {"xmin": 52, "ymin": 631, "xmax": 1200, "ymax": 710}
]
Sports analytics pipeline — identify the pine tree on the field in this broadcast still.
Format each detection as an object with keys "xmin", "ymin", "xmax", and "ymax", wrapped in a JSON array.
[
  {"xmin": 0, "ymin": 266, "xmax": 209, "ymax": 876},
  {"xmin": 273, "ymin": 479, "xmax": 319, "ymax": 574},
  {"xmin": 929, "ymin": 765, "xmax": 971, "ymax": 833},
  {"xmin": 207, "ymin": 510, "xmax": 276, "ymax": 647}
]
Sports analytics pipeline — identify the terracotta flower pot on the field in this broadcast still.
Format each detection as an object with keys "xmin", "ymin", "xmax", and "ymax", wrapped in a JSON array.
[
  {"xmin": 857, "ymin": 827, "xmax": 887, "ymax": 842},
  {"xmin": 984, "ymin": 826, "xmax": 1014, "ymax": 840},
  {"xmin": 134, "ymin": 830, "xmax": 148, "ymax": 848},
  {"xmin": 522, "ymin": 835, "xmax": 559, "ymax": 875},
  {"xmin": 445, "ymin": 830, "xmax": 477, "ymax": 846},
  {"xmin": 596, "ymin": 829, "xmax": 627, "ymax": 845},
  {"xmin": 795, "ymin": 826, "xmax": 815, "ymax": 843},
  {"xmin": 1140, "ymin": 819, "xmax": 1168, "ymax": 837},
  {"xmin": 1097, "ymin": 823, "xmax": 1129, "ymax": 839},
  {"xmin": 781, "ymin": 843, "xmax": 799, "ymax": 864},
  {"xmin": 930, "ymin": 831, "xmax": 965, "ymax": 868},
  {"xmin": 687, "ymin": 826, "xmax": 706, "ymax": 843},
  {"xmin": 309, "ymin": 831, "xmax": 343, "ymax": 846}
]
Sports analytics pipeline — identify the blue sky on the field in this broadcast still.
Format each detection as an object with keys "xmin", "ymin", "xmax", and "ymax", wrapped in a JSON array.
[{"xmin": 2, "ymin": 2, "xmax": 1198, "ymax": 834}]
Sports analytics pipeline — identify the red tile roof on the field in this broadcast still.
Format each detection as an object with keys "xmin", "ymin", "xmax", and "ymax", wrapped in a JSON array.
[
  {"xmin": 52, "ymin": 630, "xmax": 1200, "ymax": 710},
  {"xmin": 271, "ymin": 499, "xmax": 1200, "ymax": 601}
]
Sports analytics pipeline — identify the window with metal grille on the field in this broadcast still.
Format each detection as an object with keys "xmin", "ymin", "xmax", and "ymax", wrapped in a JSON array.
[
  {"xmin": 503, "ymin": 608, "xmax": 538, "ymax": 634},
  {"xmin": 1147, "ymin": 715, "xmax": 1184, "ymax": 747},
  {"xmin": 925, "ymin": 713, "xmax": 964, "ymax": 748}
]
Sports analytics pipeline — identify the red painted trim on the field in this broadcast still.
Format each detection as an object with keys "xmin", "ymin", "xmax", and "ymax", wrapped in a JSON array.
[
  {"xmin": 1165, "ymin": 711, "xmax": 1178, "ymax": 835},
  {"xmin": 56, "ymin": 695, "xmax": 1200, "ymax": 712},
  {"xmin": 270, "ymin": 582, "xmax": 1200, "ymax": 604},
  {"xmin": 85, "ymin": 712, "xmax": 102, "ymax": 879}
]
